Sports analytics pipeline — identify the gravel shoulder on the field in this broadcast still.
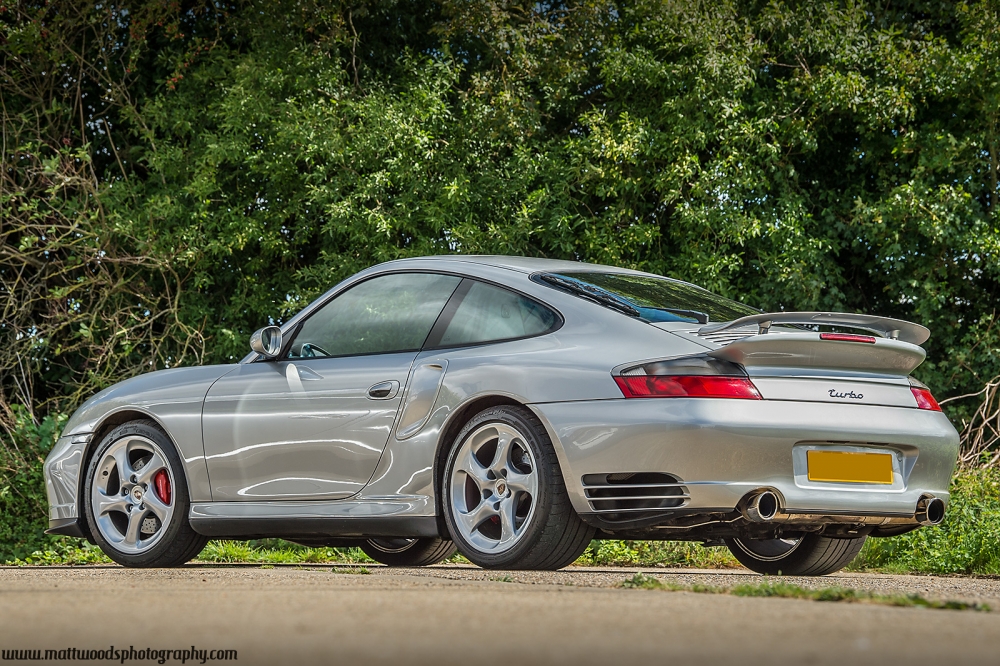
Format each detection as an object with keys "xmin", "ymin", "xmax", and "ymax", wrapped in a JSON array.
[{"xmin": 1, "ymin": 565, "xmax": 998, "ymax": 665}]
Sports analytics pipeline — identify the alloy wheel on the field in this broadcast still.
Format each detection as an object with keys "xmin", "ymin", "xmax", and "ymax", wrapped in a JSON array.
[
  {"xmin": 449, "ymin": 422, "xmax": 538, "ymax": 554},
  {"xmin": 90, "ymin": 435, "xmax": 175, "ymax": 555}
]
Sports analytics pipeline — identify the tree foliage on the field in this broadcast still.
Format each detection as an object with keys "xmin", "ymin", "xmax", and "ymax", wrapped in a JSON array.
[{"xmin": 2, "ymin": 0, "xmax": 999, "ymax": 428}]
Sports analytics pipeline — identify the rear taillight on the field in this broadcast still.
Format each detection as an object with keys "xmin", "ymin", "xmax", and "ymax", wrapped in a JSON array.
[
  {"xmin": 911, "ymin": 387, "xmax": 942, "ymax": 411},
  {"xmin": 615, "ymin": 375, "xmax": 762, "ymax": 399},
  {"xmin": 819, "ymin": 333, "xmax": 877, "ymax": 343}
]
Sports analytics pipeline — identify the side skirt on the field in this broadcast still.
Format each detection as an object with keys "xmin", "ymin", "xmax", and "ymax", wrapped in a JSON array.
[
  {"xmin": 190, "ymin": 516, "xmax": 440, "ymax": 539},
  {"xmin": 188, "ymin": 499, "xmax": 440, "ymax": 539}
]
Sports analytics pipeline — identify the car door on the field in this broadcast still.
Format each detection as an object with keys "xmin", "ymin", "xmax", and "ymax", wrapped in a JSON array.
[{"xmin": 202, "ymin": 272, "xmax": 462, "ymax": 501}]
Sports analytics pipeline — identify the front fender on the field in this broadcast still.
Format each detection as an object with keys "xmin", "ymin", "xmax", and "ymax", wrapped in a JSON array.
[{"xmin": 44, "ymin": 364, "xmax": 238, "ymax": 531}]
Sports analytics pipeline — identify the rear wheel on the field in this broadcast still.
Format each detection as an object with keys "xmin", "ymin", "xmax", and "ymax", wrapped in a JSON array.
[
  {"xmin": 725, "ymin": 534, "xmax": 867, "ymax": 576},
  {"xmin": 84, "ymin": 420, "xmax": 208, "ymax": 567},
  {"xmin": 442, "ymin": 405, "xmax": 595, "ymax": 570},
  {"xmin": 360, "ymin": 538, "xmax": 456, "ymax": 567}
]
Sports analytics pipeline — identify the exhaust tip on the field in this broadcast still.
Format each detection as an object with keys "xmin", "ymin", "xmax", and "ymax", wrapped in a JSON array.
[
  {"xmin": 743, "ymin": 490, "xmax": 780, "ymax": 522},
  {"xmin": 916, "ymin": 496, "xmax": 946, "ymax": 526}
]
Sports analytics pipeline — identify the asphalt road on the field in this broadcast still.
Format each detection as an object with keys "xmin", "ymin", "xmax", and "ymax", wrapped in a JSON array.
[{"xmin": 2, "ymin": 565, "xmax": 1000, "ymax": 666}]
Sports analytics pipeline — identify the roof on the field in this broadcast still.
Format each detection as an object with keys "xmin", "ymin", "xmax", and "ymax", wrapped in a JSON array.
[{"xmin": 385, "ymin": 254, "xmax": 649, "ymax": 275}]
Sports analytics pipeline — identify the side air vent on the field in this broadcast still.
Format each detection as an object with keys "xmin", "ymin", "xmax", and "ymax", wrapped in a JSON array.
[{"xmin": 581, "ymin": 473, "xmax": 689, "ymax": 520}]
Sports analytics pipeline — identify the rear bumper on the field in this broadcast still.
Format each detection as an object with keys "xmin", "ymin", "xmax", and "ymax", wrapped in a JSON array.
[{"xmin": 531, "ymin": 398, "xmax": 960, "ymax": 523}]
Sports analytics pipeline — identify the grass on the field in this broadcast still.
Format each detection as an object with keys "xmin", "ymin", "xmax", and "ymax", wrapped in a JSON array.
[
  {"xmin": 619, "ymin": 572, "xmax": 716, "ymax": 593},
  {"xmin": 7, "ymin": 540, "xmax": 112, "ymax": 566},
  {"xmin": 195, "ymin": 539, "xmax": 373, "ymax": 565},
  {"xmin": 574, "ymin": 538, "xmax": 741, "ymax": 568},
  {"xmin": 617, "ymin": 573, "xmax": 991, "ymax": 611},
  {"xmin": 729, "ymin": 579, "xmax": 989, "ymax": 611},
  {"xmin": 5, "ymin": 538, "xmax": 466, "ymax": 567},
  {"xmin": 196, "ymin": 540, "xmax": 469, "ymax": 566},
  {"xmin": 7, "ymin": 537, "xmax": 736, "ymax": 568}
]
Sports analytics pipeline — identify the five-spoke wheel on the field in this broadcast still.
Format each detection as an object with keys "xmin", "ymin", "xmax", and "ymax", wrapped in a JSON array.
[
  {"xmin": 90, "ymin": 435, "xmax": 175, "ymax": 554},
  {"xmin": 449, "ymin": 422, "xmax": 539, "ymax": 554},
  {"xmin": 443, "ymin": 405, "xmax": 594, "ymax": 570},
  {"xmin": 84, "ymin": 420, "xmax": 208, "ymax": 567}
]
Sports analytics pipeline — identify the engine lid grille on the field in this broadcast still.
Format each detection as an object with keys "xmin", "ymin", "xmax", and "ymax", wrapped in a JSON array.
[{"xmin": 694, "ymin": 326, "xmax": 758, "ymax": 346}]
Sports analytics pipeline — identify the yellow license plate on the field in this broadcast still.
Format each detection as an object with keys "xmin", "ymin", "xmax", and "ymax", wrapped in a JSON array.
[{"xmin": 806, "ymin": 450, "xmax": 894, "ymax": 485}]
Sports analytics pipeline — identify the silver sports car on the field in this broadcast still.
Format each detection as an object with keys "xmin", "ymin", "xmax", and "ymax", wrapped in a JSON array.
[{"xmin": 44, "ymin": 256, "xmax": 960, "ymax": 573}]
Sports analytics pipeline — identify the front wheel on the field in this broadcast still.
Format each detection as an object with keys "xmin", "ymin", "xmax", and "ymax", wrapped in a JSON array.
[
  {"xmin": 360, "ymin": 538, "xmax": 456, "ymax": 566},
  {"xmin": 725, "ymin": 534, "xmax": 867, "ymax": 576},
  {"xmin": 442, "ymin": 405, "xmax": 594, "ymax": 570},
  {"xmin": 83, "ymin": 420, "xmax": 208, "ymax": 567}
]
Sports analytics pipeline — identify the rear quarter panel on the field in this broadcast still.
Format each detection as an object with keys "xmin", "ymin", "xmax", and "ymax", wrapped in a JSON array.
[{"xmin": 361, "ymin": 268, "xmax": 709, "ymax": 502}]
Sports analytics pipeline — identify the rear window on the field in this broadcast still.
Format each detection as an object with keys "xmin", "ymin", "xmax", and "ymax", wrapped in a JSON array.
[{"xmin": 536, "ymin": 272, "xmax": 758, "ymax": 324}]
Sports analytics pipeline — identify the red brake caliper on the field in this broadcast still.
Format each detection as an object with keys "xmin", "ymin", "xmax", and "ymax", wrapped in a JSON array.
[{"xmin": 153, "ymin": 469, "xmax": 172, "ymax": 505}]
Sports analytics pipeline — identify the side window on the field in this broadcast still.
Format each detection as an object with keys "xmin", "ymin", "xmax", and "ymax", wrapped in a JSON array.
[
  {"xmin": 436, "ymin": 281, "xmax": 558, "ymax": 347},
  {"xmin": 287, "ymin": 273, "xmax": 461, "ymax": 359}
]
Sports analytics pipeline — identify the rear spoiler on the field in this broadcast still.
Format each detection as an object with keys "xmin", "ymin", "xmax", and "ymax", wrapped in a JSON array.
[{"xmin": 698, "ymin": 312, "xmax": 930, "ymax": 346}]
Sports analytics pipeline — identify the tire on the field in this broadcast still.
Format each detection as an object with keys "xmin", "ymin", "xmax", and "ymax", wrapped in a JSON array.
[
  {"xmin": 360, "ymin": 538, "xmax": 457, "ymax": 566},
  {"xmin": 83, "ymin": 420, "xmax": 208, "ymax": 567},
  {"xmin": 725, "ymin": 534, "xmax": 867, "ymax": 576},
  {"xmin": 442, "ymin": 405, "xmax": 595, "ymax": 570}
]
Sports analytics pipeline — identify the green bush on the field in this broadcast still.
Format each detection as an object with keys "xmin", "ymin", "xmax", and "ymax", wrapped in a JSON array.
[
  {"xmin": 854, "ymin": 468, "xmax": 1000, "ymax": 575},
  {"xmin": 0, "ymin": 408, "xmax": 70, "ymax": 562},
  {"xmin": 2, "ymin": 1, "xmax": 999, "ymax": 423}
]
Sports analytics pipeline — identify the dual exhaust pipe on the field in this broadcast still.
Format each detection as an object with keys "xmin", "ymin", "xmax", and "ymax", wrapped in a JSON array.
[{"xmin": 740, "ymin": 489, "xmax": 945, "ymax": 526}]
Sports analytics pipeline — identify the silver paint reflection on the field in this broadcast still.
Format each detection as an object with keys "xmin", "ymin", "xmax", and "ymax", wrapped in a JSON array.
[{"xmin": 203, "ymin": 352, "xmax": 415, "ymax": 501}]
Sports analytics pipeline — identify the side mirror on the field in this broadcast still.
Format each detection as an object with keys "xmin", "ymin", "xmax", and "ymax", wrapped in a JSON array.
[{"xmin": 250, "ymin": 326, "xmax": 283, "ymax": 359}]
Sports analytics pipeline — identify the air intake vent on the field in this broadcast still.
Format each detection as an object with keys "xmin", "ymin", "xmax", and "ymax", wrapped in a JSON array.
[
  {"xmin": 581, "ymin": 473, "xmax": 688, "ymax": 520},
  {"xmin": 696, "ymin": 328, "xmax": 757, "ymax": 346}
]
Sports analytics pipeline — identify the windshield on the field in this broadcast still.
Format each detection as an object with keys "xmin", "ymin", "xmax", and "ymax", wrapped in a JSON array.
[{"xmin": 539, "ymin": 272, "xmax": 759, "ymax": 324}]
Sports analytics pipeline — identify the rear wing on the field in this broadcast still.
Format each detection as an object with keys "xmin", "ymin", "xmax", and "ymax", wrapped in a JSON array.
[
  {"xmin": 707, "ymin": 333, "xmax": 926, "ymax": 375},
  {"xmin": 698, "ymin": 312, "xmax": 930, "ymax": 346}
]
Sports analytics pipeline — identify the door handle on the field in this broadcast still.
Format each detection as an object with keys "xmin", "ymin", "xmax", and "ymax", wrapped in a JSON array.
[
  {"xmin": 295, "ymin": 366, "xmax": 324, "ymax": 381},
  {"xmin": 367, "ymin": 380, "xmax": 400, "ymax": 400}
]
